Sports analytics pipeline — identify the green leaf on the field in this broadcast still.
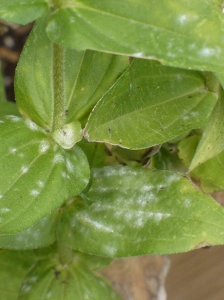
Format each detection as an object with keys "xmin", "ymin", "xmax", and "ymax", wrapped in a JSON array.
[
  {"xmin": 0, "ymin": 116, "xmax": 89, "ymax": 234},
  {"xmin": 0, "ymin": 0, "xmax": 49, "ymax": 25},
  {"xmin": 57, "ymin": 166, "xmax": 224, "ymax": 257},
  {"xmin": 0, "ymin": 211, "xmax": 58, "ymax": 250},
  {"xmin": 150, "ymin": 144, "xmax": 187, "ymax": 173},
  {"xmin": 15, "ymin": 17, "xmax": 128, "ymax": 130},
  {"xmin": 178, "ymin": 135, "xmax": 224, "ymax": 192},
  {"xmin": 19, "ymin": 254, "xmax": 120, "ymax": 300},
  {"xmin": 47, "ymin": 0, "xmax": 224, "ymax": 73},
  {"xmin": 0, "ymin": 250, "xmax": 36, "ymax": 300},
  {"xmin": 52, "ymin": 121, "xmax": 83, "ymax": 149},
  {"xmin": 190, "ymin": 88, "xmax": 224, "ymax": 170},
  {"xmin": 0, "ymin": 101, "xmax": 20, "ymax": 118},
  {"xmin": 78, "ymin": 140, "xmax": 109, "ymax": 168},
  {"xmin": 84, "ymin": 59, "xmax": 217, "ymax": 149}
]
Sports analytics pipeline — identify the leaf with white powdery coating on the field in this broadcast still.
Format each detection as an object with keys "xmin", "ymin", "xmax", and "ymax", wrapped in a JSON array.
[
  {"xmin": 15, "ymin": 17, "xmax": 129, "ymax": 130},
  {"xmin": 0, "ymin": 116, "xmax": 89, "ymax": 235},
  {"xmin": 0, "ymin": 211, "xmax": 58, "ymax": 250},
  {"xmin": 47, "ymin": 0, "xmax": 224, "ymax": 73},
  {"xmin": 0, "ymin": 0, "xmax": 49, "ymax": 25},
  {"xmin": 85, "ymin": 59, "xmax": 217, "ymax": 149},
  {"xmin": 57, "ymin": 167, "xmax": 224, "ymax": 257}
]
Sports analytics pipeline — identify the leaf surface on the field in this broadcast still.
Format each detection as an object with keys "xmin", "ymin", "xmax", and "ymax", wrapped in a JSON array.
[
  {"xmin": 0, "ymin": 116, "xmax": 89, "ymax": 234},
  {"xmin": 0, "ymin": 250, "xmax": 36, "ymax": 300},
  {"xmin": 19, "ymin": 254, "xmax": 120, "ymax": 300},
  {"xmin": 15, "ymin": 17, "xmax": 128, "ymax": 130},
  {"xmin": 58, "ymin": 166, "xmax": 224, "ymax": 257},
  {"xmin": 0, "ymin": 211, "xmax": 57, "ymax": 249},
  {"xmin": 47, "ymin": 0, "xmax": 224, "ymax": 72},
  {"xmin": 0, "ymin": 0, "xmax": 49, "ymax": 25},
  {"xmin": 178, "ymin": 135, "xmax": 224, "ymax": 192},
  {"xmin": 190, "ymin": 89, "xmax": 224, "ymax": 170},
  {"xmin": 85, "ymin": 59, "xmax": 217, "ymax": 149}
]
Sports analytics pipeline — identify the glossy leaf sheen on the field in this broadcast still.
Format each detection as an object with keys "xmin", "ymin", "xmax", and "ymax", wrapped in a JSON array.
[
  {"xmin": 85, "ymin": 59, "xmax": 217, "ymax": 149},
  {"xmin": 190, "ymin": 91, "xmax": 224, "ymax": 170},
  {"xmin": 0, "ymin": 0, "xmax": 49, "ymax": 25},
  {"xmin": 0, "ymin": 116, "xmax": 89, "ymax": 234},
  {"xmin": 0, "ymin": 211, "xmax": 57, "ymax": 250},
  {"xmin": 15, "ymin": 17, "xmax": 128, "ymax": 130},
  {"xmin": 47, "ymin": 0, "xmax": 224, "ymax": 72},
  {"xmin": 19, "ymin": 256, "xmax": 120, "ymax": 300},
  {"xmin": 58, "ymin": 167, "xmax": 224, "ymax": 257}
]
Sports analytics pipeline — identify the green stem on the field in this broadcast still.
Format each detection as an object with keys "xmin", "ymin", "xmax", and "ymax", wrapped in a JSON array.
[
  {"xmin": 58, "ymin": 241, "xmax": 74, "ymax": 265},
  {"xmin": 52, "ymin": 43, "xmax": 65, "ymax": 132}
]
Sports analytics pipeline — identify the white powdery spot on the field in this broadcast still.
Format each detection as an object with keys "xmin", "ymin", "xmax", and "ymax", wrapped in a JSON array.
[
  {"xmin": 0, "ymin": 120, "xmax": 4, "ymax": 124},
  {"xmin": 53, "ymin": 153, "xmax": 64, "ymax": 164},
  {"xmin": 178, "ymin": 14, "xmax": 188, "ymax": 24},
  {"xmin": 21, "ymin": 285, "xmax": 32, "ymax": 293},
  {"xmin": 21, "ymin": 166, "xmax": 29, "ymax": 174},
  {"xmin": 9, "ymin": 147, "xmax": 17, "ymax": 154},
  {"xmin": 103, "ymin": 244, "xmax": 117, "ymax": 256},
  {"xmin": 28, "ymin": 276, "xmax": 38, "ymax": 283},
  {"xmin": 1, "ymin": 207, "xmax": 10, "ymax": 213},
  {"xmin": 61, "ymin": 171, "xmax": 67, "ymax": 178},
  {"xmin": 154, "ymin": 212, "xmax": 171, "ymax": 222},
  {"xmin": 37, "ymin": 180, "xmax": 44, "ymax": 188},
  {"xmin": 81, "ymin": 218, "xmax": 114, "ymax": 233},
  {"xmin": 66, "ymin": 159, "xmax": 74, "ymax": 173},
  {"xmin": 167, "ymin": 173, "xmax": 180, "ymax": 184},
  {"xmin": 0, "ymin": 195, "xmax": 3, "ymax": 199},
  {"xmin": 5, "ymin": 115, "xmax": 20, "ymax": 122},
  {"xmin": 39, "ymin": 140, "xmax": 50, "ymax": 153},
  {"xmin": 30, "ymin": 190, "xmax": 40, "ymax": 196},
  {"xmin": 19, "ymin": 153, "xmax": 25, "ymax": 158},
  {"xmin": 142, "ymin": 185, "xmax": 153, "ymax": 192},
  {"xmin": 167, "ymin": 52, "xmax": 176, "ymax": 58},
  {"xmin": 25, "ymin": 119, "xmax": 39, "ymax": 131},
  {"xmin": 133, "ymin": 52, "xmax": 144, "ymax": 58},
  {"xmin": 183, "ymin": 198, "xmax": 191, "ymax": 207},
  {"xmin": 198, "ymin": 47, "xmax": 221, "ymax": 58}
]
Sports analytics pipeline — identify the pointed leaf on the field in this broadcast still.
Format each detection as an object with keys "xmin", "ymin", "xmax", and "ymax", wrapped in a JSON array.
[
  {"xmin": 0, "ymin": 116, "xmax": 89, "ymax": 234},
  {"xmin": 178, "ymin": 135, "xmax": 224, "ymax": 192},
  {"xmin": 19, "ymin": 255, "xmax": 120, "ymax": 300},
  {"xmin": 85, "ymin": 59, "xmax": 217, "ymax": 149},
  {"xmin": 0, "ymin": 0, "xmax": 49, "ymax": 25},
  {"xmin": 58, "ymin": 167, "xmax": 224, "ymax": 257},
  {"xmin": 15, "ymin": 17, "xmax": 128, "ymax": 130},
  {"xmin": 190, "ymin": 89, "xmax": 224, "ymax": 170},
  {"xmin": 0, "ymin": 211, "xmax": 58, "ymax": 250},
  {"xmin": 47, "ymin": 0, "xmax": 224, "ymax": 73},
  {"xmin": 0, "ymin": 250, "xmax": 36, "ymax": 300}
]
